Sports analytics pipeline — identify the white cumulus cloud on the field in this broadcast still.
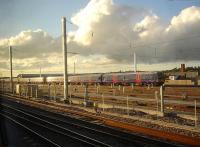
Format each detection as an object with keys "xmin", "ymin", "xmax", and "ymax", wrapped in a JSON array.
[{"xmin": 0, "ymin": 0, "xmax": 200, "ymax": 75}]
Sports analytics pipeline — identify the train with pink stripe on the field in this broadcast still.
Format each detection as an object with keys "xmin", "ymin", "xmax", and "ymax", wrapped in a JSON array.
[{"xmin": 1, "ymin": 72, "xmax": 164, "ymax": 86}]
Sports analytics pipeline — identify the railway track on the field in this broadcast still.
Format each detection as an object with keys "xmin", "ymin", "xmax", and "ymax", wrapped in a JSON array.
[
  {"xmin": 0, "ymin": 102, "xmax": 108, "ymax": 146},
  {"xmin": 0, "ymin": 96, "xmax": 179, "ymax": 147},
  {"xmin": 0, "ymin": 113, "xmax": 60, "ymax": 147}
]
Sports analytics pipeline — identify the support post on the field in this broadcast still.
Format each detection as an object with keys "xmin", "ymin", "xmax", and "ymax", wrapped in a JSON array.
[
  {"xmin": 160, "ymin": 85, "xmax": 164, "ymax": 115},
  {"xmin": 3, "ymin": 80, "xmax": 4, "ymax": 94},
  {"xmin": 134, "ymin": 52, "xmax": 137, "ymax": 72},
  {"xmin": 102, "ymin": 94, "xmax": 104, "ymax": 112},
  {"xmin": 155, "ymin": 91, "xmax": 159, "ymax": 116},
  {"xmin": 69, "ymin": 92, "xmax": 72, "ymax": 104},
  {"xmin": 30, "ymin": 86, "xmax": 33, "ymax": 98},
  {"xmin": 40, "ymin": 67, "xmax": 41, "ymax": 77},
  {"xmin": 84, "ymin": 84, "xmax": 88, "ymax": 102},
  {"xmin": 113, "ymin": 89, "xmax": 116, "ymax": 96},
  {"xmin": 54, "ymin": 84, "xmax": 56, "ymax": 100},
  {"xmin": 9, "ymin": 46, "xmax": 13, "ymax": 94},
  {"xmin": 123, "ymin": 86, "xmax": 125, "ymax": 95},
  {"xmin": 35, "ymin": 85, "xmax": 38, "ymax": 98},
  {"xmin": 48, "ymin": 84, "xmax": 51, "ymax": 99},
  {"xmin": 74, "ymin": 61, "xmax": 75, "ymax": 74},
  {"xmin": 19, "ymin": 84, "xmax": 21, "ymax": 96},
  {"xmin": 195, "ymin": 99, "xmax": 197, "ymax": 127},
  {"xmin": 1, "ymin": 80, "xmax": 3, "ymax": 94},
  {"xmin": 118, "ymin": 85, "xmax": 121, "ymax": 90},
  {"xmin": 131, "ymin": 83, "xmax": 134, "ymax": 90},
  {"xmin": 127, "ymin": 96, "xmax": 129, "ymax": 115},
  {"xmin": 147, "ymin": 84, "xmax": 150, "ymax": 90},
  {"xmin": 96, "ymin": 86, "xmax": 99, "ymax": 94},
  {"xmin": 62, "ymin": 17, "xmax": 68, "ymax": 103},
  {"xmin": 26, "ymin": 86, "xmax": 28, "ymax": 98}
]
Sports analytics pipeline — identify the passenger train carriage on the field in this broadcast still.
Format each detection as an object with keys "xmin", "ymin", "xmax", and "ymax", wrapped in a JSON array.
[
  {"xmin": 102, "ymin": 72, "xmax": 163, "ymax": 85},
  {"xmin": 0, "ymin": 72, "xmax": 164, "ymax": 86}
]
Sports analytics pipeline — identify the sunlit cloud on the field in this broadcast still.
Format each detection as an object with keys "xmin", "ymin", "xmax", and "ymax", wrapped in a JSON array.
[{"xmin": 0, "ymin": 0, "xmax": 200, "ymax": 75}]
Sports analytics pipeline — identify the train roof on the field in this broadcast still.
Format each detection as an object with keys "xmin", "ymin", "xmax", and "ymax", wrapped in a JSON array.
[
  {"xmin": 17, "ymin": 74, "xmax": 64, "ymax": 78},
  {"xmin": 17, "ymin": 71, "xmax": 161, "ymax": 78},
  {"xmin": 103, "ymin": 71, "xmax": 159, "ymax": 75},
  {"xmin": 0, "ymin": 77, "xmax": 10, "ymax": 79}
]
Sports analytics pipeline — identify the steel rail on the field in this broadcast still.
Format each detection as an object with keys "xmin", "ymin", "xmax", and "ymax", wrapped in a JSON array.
[
  {"xmin": 0, "ymin": 97, "xmax": 179, "ymax": 147},
  {"xmin": 1, "ymin": 95, "xmax": 192, "ymax": 146},
  {"xmin": 1, "ymin": 103, "xmax": 148, "ymax": 146},
  {"xmin": 0, "ymin": 113, "xmax": 61, "ymax": 147},
  {"xmin": 1, "ymin": 110, "xmax": 98, "ymax": 147},
  {"xmin": 0, "ymin": 104, "xmax": 110, "ymax": 147}
]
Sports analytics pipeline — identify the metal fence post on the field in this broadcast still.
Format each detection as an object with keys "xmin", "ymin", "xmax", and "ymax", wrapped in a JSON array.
[
  {"xmin": 160, "ymin": 85, "xmax": 164, "ymax": 115},
  {"xmin": 195, "ymin": 99, "xmax": 197, "ymax": 127},
  {"xmin": 54, "ymin": 84, "xmax": 56, "ymax": 100},
  {"xmin": 26, "ymin": 85, "xmax": 28, "ymax": 98},
  {"xmin": 147, "ymin": 84, "xmax": 150, "ymax": 90},
  {"xmin": 102, "ymin": 94, "xmax": 104, "ymax": 112},
  {"xmin": 2, "ymin": 80, "xmax": 4, "ymax": 94},
  {"xmin": 127, "ymin": 95, "xmax": 129, "ymax": 115},
  {"xmin": 123, "ymin": 86, "xmax": 125, "ymax": 95},
  {"xmin": 155, "ymin": 91, "xmax": 159, "ymax": 117},
  {"xmin": 48, "ymin": 84, "xmax": 51, "ymax": 99},
  {"xmin": 1, "ymin": 80, "xmax": 4, "ymax": 94},
  {"xmin": 113, "ymin": 89, "xmax": 116, "ymax": 96},
  {"xmin": 131, "ymin": 83, "xmax": 134, "ymax": 90},
  {"xmin": 30, "ymin": 85, "xmax": 33, "ymax": 98},
  {"xmin": 19, "ymin": 84, "xmax": 21, "ymax": 96},
  {"xmin": 84, "ymin": 84, "xmax": 88, "ymax": 102},
  {"xmin": 35, "ymin": 85, "xmax": 38, "ymax": 98},
  {"xmin": 96, "ymin": 86, "xmax": 99, "ymax": 94}
]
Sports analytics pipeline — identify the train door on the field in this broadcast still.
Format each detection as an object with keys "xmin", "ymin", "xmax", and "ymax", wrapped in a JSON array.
[
  {"xmin": 99, "ymin": 74, "xmax": 103, "ymax": 84},
  {"xmin": 136, "ymin": 74, "xmax": 141, "ymax": 85},
  {"xmin": 112, "ymin": 75, "xmax": 118, "ymax": 84}
]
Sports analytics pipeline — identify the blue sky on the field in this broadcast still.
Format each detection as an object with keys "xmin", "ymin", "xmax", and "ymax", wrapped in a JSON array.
[
  {"xmin": 0, "ymin": 0, "xmax": 199, "ymax": 38},
  {"xmin": 0, "ymin": 0, "xmax": 200, "ymax": 74},
  {"xmin": 116, "ymin": 0, "xmax": 200, "ymax": 20}
]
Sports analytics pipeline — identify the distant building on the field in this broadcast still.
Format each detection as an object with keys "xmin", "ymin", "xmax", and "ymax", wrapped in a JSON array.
[
  {"xmin": 164, "ymin": 64, "xmax": 198, "ymax": 80},
  {"xmin": 180, "ymin": 64, "xmax": 185, "ymax": 72},
  {"xmin": 165, "ymin": 71, "xmax": 198, "ymax": 79}
]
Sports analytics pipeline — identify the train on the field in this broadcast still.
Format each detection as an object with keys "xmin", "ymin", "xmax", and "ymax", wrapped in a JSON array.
[
  {"xmin": 35, "ymin": 71, "xmax": 164, "ymax": 85},
  {"xmin": 0, "ymin": 71, "xmax": 164, "ymax": 86}
]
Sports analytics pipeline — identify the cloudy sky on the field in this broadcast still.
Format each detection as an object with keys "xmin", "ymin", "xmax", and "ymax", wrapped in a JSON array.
[{"xmin": 0, "ymin": 0, "xmax": 200, "ymax": 76}]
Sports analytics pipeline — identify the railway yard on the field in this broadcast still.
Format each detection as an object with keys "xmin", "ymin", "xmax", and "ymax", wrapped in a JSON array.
[
  {"xmin": 0, "ymin": 77, "xmax": 200, "ymax": 146},
  {"xmin": 2, "ymin": 0, "xmax": 200, "ymax": 146}
]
